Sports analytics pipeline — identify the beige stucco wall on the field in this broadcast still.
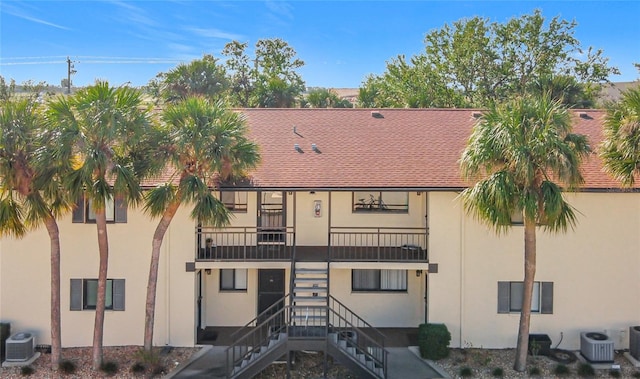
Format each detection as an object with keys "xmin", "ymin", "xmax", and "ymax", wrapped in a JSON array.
[
  {"xmin": 428, "ymin": 191, "xmax": 640, "ymax": 350},
  {"xmin": 0, "ymin": 205, "xmax": 197, "ymax": 348}
]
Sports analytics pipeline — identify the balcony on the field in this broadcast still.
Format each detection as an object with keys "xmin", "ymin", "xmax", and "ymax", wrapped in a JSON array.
[{"xmin": 195, "ymin": 226, "xmax": 427, "ymax": 263}]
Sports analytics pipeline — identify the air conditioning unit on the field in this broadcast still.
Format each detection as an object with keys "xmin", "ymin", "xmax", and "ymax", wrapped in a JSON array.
[
  {"xmin": 580, "ymin": 332, "xmax": 614, "ymax": 363},
  {"xmin": 5, "ymin": 332, "xmax": 35, "ymax": 362},
  {"xmin": 630, "ymin": 326, "xmax": 640, "ymax": 360}
]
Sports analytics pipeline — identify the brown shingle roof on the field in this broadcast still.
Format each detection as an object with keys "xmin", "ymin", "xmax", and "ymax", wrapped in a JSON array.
[{"xmin": 234, "ymin": 108, "xmax": 624, "ymax": 191}]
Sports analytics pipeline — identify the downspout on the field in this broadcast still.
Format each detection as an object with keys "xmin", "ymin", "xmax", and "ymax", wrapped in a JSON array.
[
  {"xmin": 165, "ymin": 223, "xmax": 171, "ymax": 345},
  {"xmin": 459, "ymin": 200, "xmax": 465, "ymax": 348},
  {"xmin": 424, "ymin": 192, "xmax": 429, "ymax": 324}
]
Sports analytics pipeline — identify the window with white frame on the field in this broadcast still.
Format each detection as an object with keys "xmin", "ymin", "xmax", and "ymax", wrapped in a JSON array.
[
  {"xmin": 70, "ymin": 278, "xmax": 125, "ymax": 311},
  {"xmin": 497, "ymin": 281, "xmax": 553, "ymax": 314},
  {"xmin": 220, "ymin": 269, "xmax": 248, "ymax": 291},
  {"xmin": 220, "ymin": 191, "xmax": 248, "ymax": 212},
  {"xmin": 353, "ymin": 191, "xmax": 408, "ymax": 212},
  {"xmin": 352, "ymin": 269, "xmax": 407, "ymax": 292}
]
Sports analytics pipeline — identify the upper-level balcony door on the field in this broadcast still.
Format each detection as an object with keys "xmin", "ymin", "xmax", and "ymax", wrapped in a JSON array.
[{"xmin": 258, "ymin": 191, "xmax": 286, "ymax": 243}]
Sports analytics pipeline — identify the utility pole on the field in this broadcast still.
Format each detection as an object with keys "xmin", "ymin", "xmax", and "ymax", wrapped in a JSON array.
[{"xmin": 66, "ymin": 57, "xmax": 76, "ymax": 94}]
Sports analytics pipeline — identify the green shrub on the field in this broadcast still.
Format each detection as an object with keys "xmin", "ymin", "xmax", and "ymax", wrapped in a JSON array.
[
  {"xmin": 418, "ymin": 323, "xmax": 451, "ymax": 360},
  {"xmin": 134, "ymin": 348, "xmax": 160, "ymax": 365},
  {"xmin": 609, "ymin": 369, "xmax": 621, "ymax": 378},
  {"xmin": 459, "ymin": 366, "xmax": 473, "ymax": 377},
  {"xmin": 554, "ymin": 363, "xmax": 571, "ymax": 376},
  {"xmin": 59, "ymin": 360, "xmax": 76, "ymax": 374},
  {"xmin": 131, "ymin": 362, "xmax": 146, "ymax": 373},
  {"xmin": 100, "ymin": 361, "xmax": 118, "ymax": 376},
  {"xmin": 529, "ymin": 366, "xmax": 541, "ymax": 376},
  {"xmin": 20, "ymin": 366, "xmax": 34, "ymax": 376},
  {"xmin": 491, "ymin": 367, "xmax": 504, "ymax": 377},
  {"xmin": 577, "ymin": 362, "xmax": 595, "ymax": 377}
]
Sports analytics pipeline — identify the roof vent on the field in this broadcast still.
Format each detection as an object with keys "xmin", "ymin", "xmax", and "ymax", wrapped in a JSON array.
[
  {"xmin": 472, "ymin": 111, "xmax": 483, "ymax": 119},
  {"xmin": 294, "ymin": 144, "xmax": 303, "ymax": 153},
  {"xmin": 371, "ymin": 111, "xmax": 384, "ymax": 118},
  {"xmin": 311, "ymin": 143, "xmax": 320, "ymax": 153},
  {"xmin": 579, "ymin": 112, "xmax": 592, "ymax": 119}
]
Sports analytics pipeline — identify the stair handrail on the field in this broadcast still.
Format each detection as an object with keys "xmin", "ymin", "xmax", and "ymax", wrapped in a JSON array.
[
  {"xmin": 329, "ymin": 295, "xmax": 385, "ymax": 341},
  {"xmin": 328, "ymin": 306, "xmax": 388, "ymax": 378},
  {"xmin": 225, "ymin": 304, "xmax": 290, "ymax": 378},
  {"xmin": 230, "ymin": 293, "xmax": 290, "ymax": 339},
  {"xmin": 289, "ymin": 240, "xmax": 297, "ymax": 310}
]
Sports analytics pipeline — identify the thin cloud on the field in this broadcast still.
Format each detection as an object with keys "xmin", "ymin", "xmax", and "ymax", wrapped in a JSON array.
[
  {"xmin": 187, "ymin": 27, "xmax": 244, "ymax": 41},
  {"xmin": 2, "ymin": 3, "xmax": 71, "ymax": 30},
  {"xmin": 109, "ymin": 0, "xmax": 157, "ymax": 28}
]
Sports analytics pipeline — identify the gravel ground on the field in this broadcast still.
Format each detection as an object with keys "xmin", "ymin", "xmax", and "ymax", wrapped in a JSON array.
[
  {"xmin": 0, "ymin": 346, "xmax": 199, "ymax": 378},
  {"xmin": 3, "ymin": 346, "xmax": 639, "ymax": 378},
  {"xmin": 435, "ymin": 348, "xmax": 640, "ymax": 378}
]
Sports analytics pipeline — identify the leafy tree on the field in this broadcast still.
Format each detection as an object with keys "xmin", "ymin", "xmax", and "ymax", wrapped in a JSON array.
[
  {"xmin": 222, "ymin": 38, "xmax": 305, "ymax": 107},
  {"xmin": 152, "ymin": 54, "xmax": 229, "ymax": 103},
  {"xmin": 460, "ymin": 95, "xmax": 590, "ymax": 372},
  {"xmin": 600, "ymin": 87, "xmax": 640, "ymax": 185},
  {"xmin": 222, "ymin": 41, "xmax": 254, "ymax": 107},
  {"xmin": 305, "ymin": 88, "xmax": 353, "ymax": 108},
  {"xmin": 48, "ymin": 81, "xmax": 154, "ymax": 369},
  {"xmin": 142, "ymin": 97, "xmax": 260, "ymax": 351},
  {"xmin": 0, "ymin": 98, "xmax": 70, "ymax": 369},
  {"xmin": 360, "ymin": 10, "xmax": 618, "ymax": 108}
]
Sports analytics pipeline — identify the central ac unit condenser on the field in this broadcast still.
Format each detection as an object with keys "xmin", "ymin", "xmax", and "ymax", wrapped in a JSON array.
[
  {"xmin": 5, "ymin": 332, "xmax": 35, "ymax": 362},
  {"xmin": 580, "ymin": 332, "xmax": 614, "ymax": 363},
  {"xmin": 630, "ymin": 326, "xmax": 640, "ymax": 360}
]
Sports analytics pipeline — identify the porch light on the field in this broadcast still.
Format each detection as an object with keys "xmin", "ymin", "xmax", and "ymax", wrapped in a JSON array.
[{"xmin": 416, "ymin": 270, "xmax": 422, "ymax": 277}]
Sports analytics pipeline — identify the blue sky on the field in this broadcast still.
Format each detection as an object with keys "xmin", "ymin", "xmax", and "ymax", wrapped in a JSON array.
[{"xmin": 1, "ymin": 1, "xmax": 638, "ymax": 88}]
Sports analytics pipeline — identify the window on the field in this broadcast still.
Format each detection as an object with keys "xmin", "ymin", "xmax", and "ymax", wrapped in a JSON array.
[
  {"xmin": 220, "ymin": 191, "xmax": 248, "ymax": 212},
  {"xmin": 352, "ymin": 269, "xmax": 407, "ymax": 291},
  {"xmin": 497, "ymin": 281, "xmax": 553, "ymax": 314},
  {"xmin": 353, "ymin": 192, "xmax": 408, "ymax": 212},
  {"xmin": 220, "ymin": 269, "xmax": 248, "ymax": 291},
  {"xmin": 72, "ymin": 194, "xmax": 127, "ymax": 223},
  {"xmin": 70, "ymin": 279, "xmax": 125, "ymax": 311},
  {"xmin": 87, "ymin": 197, "xmax": 115, "ymax": 222}
]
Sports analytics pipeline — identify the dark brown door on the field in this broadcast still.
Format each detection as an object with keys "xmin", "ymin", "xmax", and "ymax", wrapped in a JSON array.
[{"xmin": 257, "ymin": 269, "xmax": 285, "ymax": 319}]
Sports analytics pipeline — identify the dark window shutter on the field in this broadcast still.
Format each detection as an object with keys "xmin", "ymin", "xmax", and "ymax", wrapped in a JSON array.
[
  {"xmin": 72, "ymin": 196, "xmax": 85, "ymax": 223},
  {"xmin": 114, "ymin": 197, "xmax": 127, "ymax": 223},
  {"xmin": 112, "ymin": 279, "xmax": 125, "ymax": 311},
  {"xmin": 497, "ymin": 281, "xmax": 510, "ymax": 313},
  {"xmin": 540, "ymin": 282, "xmax": 554, "ymax": 314},
  {"xmin": 70, "ymin": 279, "xmax": 82, "ymax": 310}
]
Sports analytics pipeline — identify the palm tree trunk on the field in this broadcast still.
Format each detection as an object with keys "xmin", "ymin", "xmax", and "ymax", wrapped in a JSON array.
[
  {"xmin": 144, "ymin": 201, "xmax": 181, "ymax": 351},
  {"xmin": 92, "ymin": 210, "xmax": 109, "ymax": 370},
  {"xmin": 43, "ymin": 213, "xmax": 62, "ymax": 369},
  {"xmin": 514, "ymin": 218, "xmax": 537, "ymax": 372}
]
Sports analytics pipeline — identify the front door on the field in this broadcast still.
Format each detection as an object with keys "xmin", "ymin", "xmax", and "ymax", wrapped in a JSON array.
[{"xmin": 257, "ymin": 269, "xmax": 285, "ymax": 320}]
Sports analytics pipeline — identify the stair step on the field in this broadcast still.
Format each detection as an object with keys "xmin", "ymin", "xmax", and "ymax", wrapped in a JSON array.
[
  {"xmin": 294, "ymin": 277, "xmax": 327, "ymax": 283},
  {"xmin": 293, "ymin": 296, "xmax": 327, "ymax": 306},
  {"xmin": 295, "ymin": 268, "xmax": 327, "ymax": 273},
  {"xmin": 293, "ymin": 286, "xmax": 327, "ymax": 291}
]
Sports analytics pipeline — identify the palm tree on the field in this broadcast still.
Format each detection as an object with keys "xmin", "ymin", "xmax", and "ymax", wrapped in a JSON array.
[
  {"xmin": 143, "ymin": 97, "xmax": 260, "ymax": 351},
  {"xmin": 0, "ymin": 98, "xmax": 70, "ymax": 368},
  {"xmin": 600, "ymin": 87, "xmax": 640, "ymax": 185},
  {"xmin": 47, "ymin": 81, "xmax": 153, "ymax": 369},
  {"xmin": 459, "ymin": 95, "xmax": 590, "ymax": 372}
]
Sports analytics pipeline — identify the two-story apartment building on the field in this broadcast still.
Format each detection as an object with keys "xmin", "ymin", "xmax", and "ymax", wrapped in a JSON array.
[{"xmin": 1, "ymin": 109, "xmax": 638, "ymax": 370}]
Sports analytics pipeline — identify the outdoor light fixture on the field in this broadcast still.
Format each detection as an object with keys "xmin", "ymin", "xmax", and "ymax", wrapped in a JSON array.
[
  {"xmin": 416, "ymin": 270, "xmax": 423, "ymax": 277},
  {"xmin": 205, "ymin": 269, "xmax": 211, "ymax": 275}
]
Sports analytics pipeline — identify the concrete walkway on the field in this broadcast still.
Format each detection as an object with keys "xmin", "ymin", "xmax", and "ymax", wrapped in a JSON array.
[{"xmin": 167, "ymin": 345, "xmax": 449, "ymax": 379}]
